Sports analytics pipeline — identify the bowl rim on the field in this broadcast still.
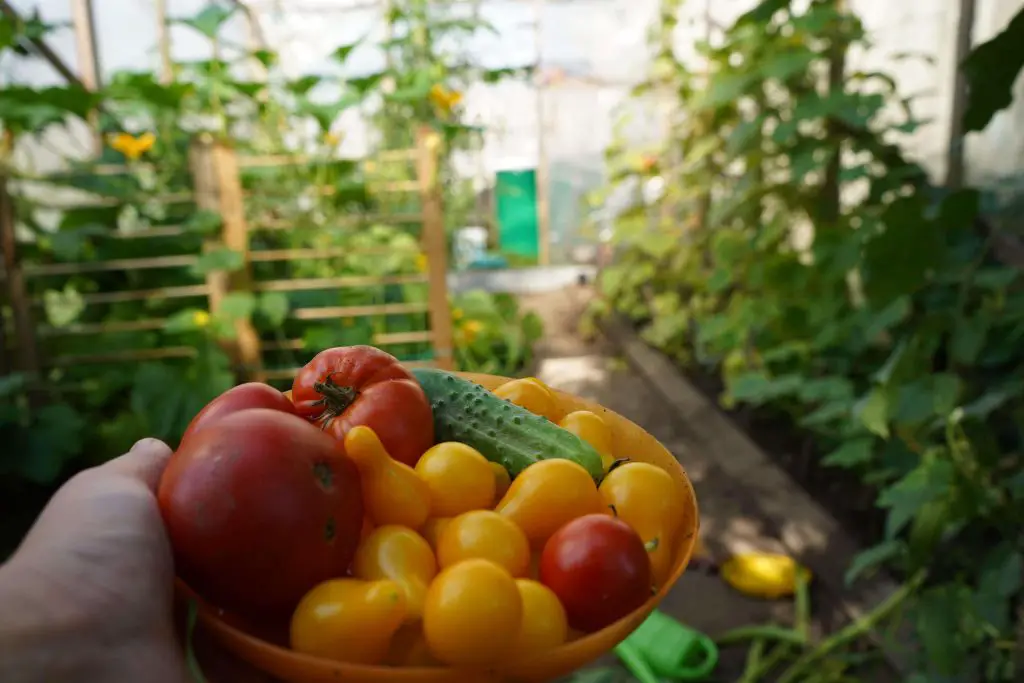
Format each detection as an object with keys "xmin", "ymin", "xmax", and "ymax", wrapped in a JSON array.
[{"xmin": 176, "ymin": 372, "xmax": 701, "ymax": 677}]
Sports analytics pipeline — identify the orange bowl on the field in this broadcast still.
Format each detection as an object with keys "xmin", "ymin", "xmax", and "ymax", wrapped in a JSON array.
[{"xmin": 176, "ymin": 372, "xmax": 700, "ymax": 683}]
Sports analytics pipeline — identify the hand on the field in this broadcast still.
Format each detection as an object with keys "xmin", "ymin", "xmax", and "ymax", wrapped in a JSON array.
[{"xmin": 0, "ymin": 438, "xmax": 187, "ymax": 683}]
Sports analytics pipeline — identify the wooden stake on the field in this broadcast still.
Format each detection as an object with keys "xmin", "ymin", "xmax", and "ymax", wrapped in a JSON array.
[
  {"xmin": 0, "ymin": 172, "xmax": 41, "ymax": 390},
  {"xmin": 155, "ymin": 0, "xmax": 173, "ymax": 84},
  {"xmin": 416, "ymin": 126, "xmax": 455, "ymax": 371},
  {"xmin": 70, "ymin": 0, "xmax": 103, "ymax": 155},
  {"xmin": 945, "ymin": 0, "xmax": 977, "ymax": 189},
  {"xmin": 189, "ymin": 136, "xmax": 265, "ymax": 382}
]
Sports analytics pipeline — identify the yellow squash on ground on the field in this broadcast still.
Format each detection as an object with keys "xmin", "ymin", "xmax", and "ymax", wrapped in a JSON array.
[{"xmin": 719, "ymin": 552, "xmax": 811, "ymax": 600}]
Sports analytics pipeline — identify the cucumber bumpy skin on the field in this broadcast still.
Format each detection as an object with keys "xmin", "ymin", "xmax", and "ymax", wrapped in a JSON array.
[{"xmin": 411, "ymin": 368, "xmax": 605, "ymax": 482}]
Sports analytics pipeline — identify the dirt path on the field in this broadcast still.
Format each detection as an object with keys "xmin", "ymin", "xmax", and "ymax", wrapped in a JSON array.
[{"xmin": 521, "ymin": 286, "xmax": 815, "ymax": 682}]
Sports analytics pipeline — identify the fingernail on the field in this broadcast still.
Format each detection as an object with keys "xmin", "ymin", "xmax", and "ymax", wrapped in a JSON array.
[{"xmin": 131, "ymin": 438, "xmax": 165, "ymax": 454}]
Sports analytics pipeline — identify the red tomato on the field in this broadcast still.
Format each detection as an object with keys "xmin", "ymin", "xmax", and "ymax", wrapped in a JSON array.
[
  {"xmin": 539, "ymin": 514, "xmax": 651, "ymax": 633},
  {"xmin": 179, "ymin": 382, "xmax": 295, "ymax": 448},
  {"xmin": 158, "ymin": 408, "xmax": 364, "ymax": 616},
  {"xmin": 291, "ymin": 346, "xmax": 434, "ymax": 467}
]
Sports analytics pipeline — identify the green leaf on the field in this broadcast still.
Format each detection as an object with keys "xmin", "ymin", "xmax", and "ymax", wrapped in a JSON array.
[
  {"xmin": 931, "ymin": 373, "xmax": 962, "ymax": 416},
  {"xmin": 258, "ymin": 292, "xmax": 289, "ymax": 327},
  {"xmin": 845, "ymin": 540, "xmax": 902, "ymax": 585},
  {"xmin": 287, "ymin": 75, "xmax": 321, "ymax": 96},
  {"xmin": 862, "ymin": 297, "xmax": 911, "ymax": 342},
  {"xmin": 218, "ymin": 292, "xmax": 256, "ymax": 322},
  {"xmin": 22, "ymin": 404, "xmax": 87, "ymax": 484},
  {"xmin": 823, "ymin": 437, "xmax": 874, "ymax": 468},
  {"xmin": 179, "ymin": 4, "xmax": 236, "ymax": 39},
  {"xmin": 737, "ymin": 0, "xmax": 791, "ymax": 25},
  {"xmin": 863, "ymin": 197, "xmax": 942, "ymax": 305},
  {"xmin": 978, "ymin": 546, "xmax": 1023, "ymax": 599},
  {"xmin": 877, "ymin": 459, "xmax": 955, "ymax": 537},
  {"xmin": 758, "ymin": 51, "xmax": 815, "ymax": 81},
  {"xmin": 191, "ymin": 248, "xmax": 243, "ymax": 276},
  {"xmin": 950, "ymin": 315, "xmax": 989, "ymax": 364},
  {"xmin": 962, "ymin": 6, "xmax": 1024, "ymax": 132},
  {"xmin": 728, "ymin": 372, "xmax": 804, "ymax": 404},
  {"xmin": 332, "ymin": 38, "xmax": 364, "ymax": 65},
  {"xmin": 252, "ymin": 49, "xmax": 278, "ymax": 68},
  {"xmin": 916, "ymin": 586, "xmax": 968, "ymax": 675},
  {"xmin": 164, "ymin": 309, "xmax": 207, "ymax": 334},
  {"xmin": 183, "ymin": 209, "xmax": 222, "ymax": 235},
  {"xmin": 701, "ymin": 71, "xmax": 757, "ymax": 109},
  {"xmin": 42, "ymin": 285, "xmax": 85, "ymax": 328},
  {"xmin": 855, "ymin": 388, "xmax": 890, "ymax": 438},
  {"xmin": 50, "ymin": 224, "xmax": 108, "ymax": 260}
]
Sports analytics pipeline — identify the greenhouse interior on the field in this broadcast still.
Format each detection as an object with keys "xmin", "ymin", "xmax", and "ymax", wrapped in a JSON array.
[{"xmin": 0, "ymin": 1, "xmax": 1023, "ymax": 682}]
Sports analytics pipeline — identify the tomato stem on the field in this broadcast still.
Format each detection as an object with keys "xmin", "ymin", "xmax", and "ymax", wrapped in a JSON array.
[
  {"xmin": 313, "ymin": 375, "xmax": 360, "ymax": 423},
  {"xmin": 607, "ymin": 457, "xmax": 632, "ymax": 474}
]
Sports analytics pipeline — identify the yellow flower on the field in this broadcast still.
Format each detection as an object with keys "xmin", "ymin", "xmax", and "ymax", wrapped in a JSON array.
[
  {"xmin": 108, "ymin": 132, "xmax": 156, "ymax": 161},
  {"xmin": 192, "ymin": 310, "xmax": 210, "ymax": 328},
  {"xmin": 451, "ymin": 307, "xmax": 463, "ymax": 321},
  {"xmin": 324, "ymin": 131, "xmax": 342, "ymax": 147},
  {"xmin": 428, "ymin": 84, "xmax": 463, "ymax": 116},
  {"xmin": 415, "ymin": 253, "xmax": 428, "ymax": 273},
  {"xmin": 461, "ymin": 320, "xmax": 483, "ymax": 343}
]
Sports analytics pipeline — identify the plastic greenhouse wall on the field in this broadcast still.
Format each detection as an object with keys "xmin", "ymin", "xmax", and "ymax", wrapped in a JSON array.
[{"xmin": 5, "ymin": 0, "xmax": 1024, "ymax": 257}]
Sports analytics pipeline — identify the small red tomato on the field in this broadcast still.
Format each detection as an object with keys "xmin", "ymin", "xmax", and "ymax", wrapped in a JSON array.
[
  {"xmin": 158, "ymin": 408, "xmax": 364, "ymax": 616},
  {"xmin": 291, "ymin": 346, "xmax": 434, "ymax": 467},
  {"xmin": 539, "ymin": 514, "xmax": 652, "ymax": 633},
  {"xmin": 179, "ymin": 382, "xmax": 295, "ymax": 448}
]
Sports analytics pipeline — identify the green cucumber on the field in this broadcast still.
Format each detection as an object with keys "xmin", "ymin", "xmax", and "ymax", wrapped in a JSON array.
[{"xmin": 411, "ymin": 368, "xmax": 605, "ymax": 482}]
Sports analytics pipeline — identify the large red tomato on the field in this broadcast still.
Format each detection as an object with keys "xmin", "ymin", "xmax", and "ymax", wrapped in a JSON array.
[
  {"xmin": 179, "ymin": 382, "xmax": 295, "ymax": 448},
  {"xmin": 539, "ymin": 514, "xmax": 652, "ymax": 632},
  {"xmin": 158, "ymin": 408, "xmax": 364, "ymax": 616},
  {"xmin": 291, "ymin": 346, "xmax": 434, "ymax": 467}
]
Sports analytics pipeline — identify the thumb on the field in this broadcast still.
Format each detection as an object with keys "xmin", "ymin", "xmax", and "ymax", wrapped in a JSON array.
[{"xmin": 99, "ymin": 438, "xmax": 173, "ymax": 492}]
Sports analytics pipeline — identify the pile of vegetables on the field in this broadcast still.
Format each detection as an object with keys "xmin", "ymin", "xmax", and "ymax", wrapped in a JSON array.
[{"xmin": 157, "ymin": 345, "xmax": 687, "ymax": 669}]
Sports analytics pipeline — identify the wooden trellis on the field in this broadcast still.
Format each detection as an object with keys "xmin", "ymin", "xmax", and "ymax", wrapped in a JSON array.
[{"xmin": 0, "ymin": 126, "xmax": 454, "ymax": 390}]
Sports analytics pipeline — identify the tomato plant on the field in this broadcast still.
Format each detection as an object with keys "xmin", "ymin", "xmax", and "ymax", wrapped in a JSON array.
[
  {"xmin": 539, "ymin": 514, "xmax": 651, "ymax": 632},
  {"xmin": 179, "ymin": 382, "xmax": 296, "ymax": 448},
  {"xmin": 158, "ymin": 408, "xmax": 364, "ymax": 615},
  {"xmin": 292, "ymin": 346, "xmax": 434, "ymax": 467}
]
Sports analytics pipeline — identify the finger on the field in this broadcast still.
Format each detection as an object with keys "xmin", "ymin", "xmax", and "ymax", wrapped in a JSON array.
[{"xmin": 99, "ymin": 438, "xmax": 173, "ymax": 491}]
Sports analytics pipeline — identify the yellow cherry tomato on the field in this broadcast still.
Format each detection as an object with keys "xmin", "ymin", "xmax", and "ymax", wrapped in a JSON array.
[
  {"xmin": 493, "ymin": 377, "xmax": 561, "ymax": 421},
  {"xmin": 352, "ymin": 525, "xmax": 437, "ymax": 622},
  {"xmin": 491, "ymin": 462, "xmax": 512, "ymax": 504},
  {"xmin": 558, "ymin": 410, "xmax": 615, "ymax": 472},
  {"xmin": 420, "ymin": 517, "xmax": 452, "ymax": 552},
  {"xmin": 495, "ymin": 459, "xmax": 605, "ymax": 546},
  {"xmin": 290, "ymin": 578, "xmax": 407, "ymax": 665},
  {"xmin": 423, "ymin": 559, "xmax": 523, "ymax": 666},
  {"xmin": 437, "ymin": 510, "xmax": 531, "ymax": 577},
  {"xmin": 415, "ymin": 442, "xmax": 496, "ymax": 517},
  {"xmin": 598, "ymin": 461, "xmax": 683, "ymax": 587},
  {"xmin": 345, "ymin": 426, "xmax": 431, "ymax": 529},
  {"xmin": 508, "ymin": 579, "xmax": 568, "ymax": 657}
]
